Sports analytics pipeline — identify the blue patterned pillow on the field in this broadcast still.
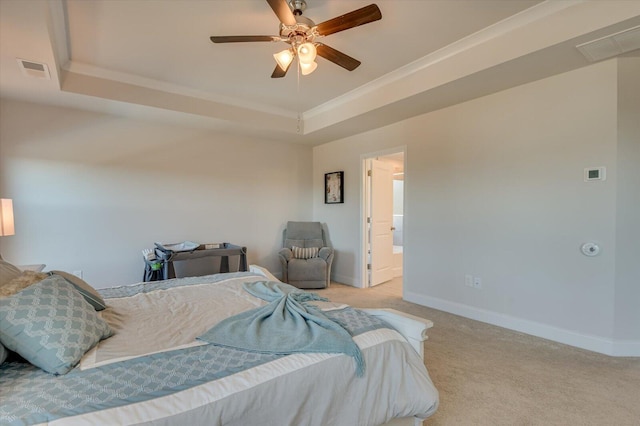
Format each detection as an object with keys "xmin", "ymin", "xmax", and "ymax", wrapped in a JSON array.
[
  {"xmin": 50, "ymin": 270, "xmax": 107, "ymax": 311},
  {"xmin": 0, "ymin": 275, "xmax": 113, "ymax": 375}
]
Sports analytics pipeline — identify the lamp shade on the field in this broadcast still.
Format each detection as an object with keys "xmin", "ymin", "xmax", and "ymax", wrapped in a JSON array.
[
  {"xmin": 0, "ymin": 198, "xmax": 15, "ymax": 236},
  {"xmin": 273, "ymin": 49, "xmax": 294, "ymax": 71},
  {"xmin": 297, "ymin": 42, "xmax": 317, "ymax": 64},
  {"xmin": 300, "ymin": 60, "xmax": 318, "ymax": 75}
]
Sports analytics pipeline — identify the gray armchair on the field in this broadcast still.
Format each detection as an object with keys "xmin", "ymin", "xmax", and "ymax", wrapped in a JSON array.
[{"xmin": 278, "ymin": 221, "xmax": 334, "ymax": 289}]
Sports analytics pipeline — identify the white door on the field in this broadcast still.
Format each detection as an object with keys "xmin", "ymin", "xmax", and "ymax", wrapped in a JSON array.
[{"xmin": 369, "ymin": 159, "xmax": 394, "ymax": 286}]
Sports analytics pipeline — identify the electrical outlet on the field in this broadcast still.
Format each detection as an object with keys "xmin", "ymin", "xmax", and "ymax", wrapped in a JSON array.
[
  {"xmin": 73, "ymin": 270, "xmax": 83, "ymax": 279},
  {"xmin": 464, "ymin": 274, "xmax": 473, "ymax": 287},
  {"xmin": 473, "ymin": 276, "xmax": 482, "ymax": 289}
]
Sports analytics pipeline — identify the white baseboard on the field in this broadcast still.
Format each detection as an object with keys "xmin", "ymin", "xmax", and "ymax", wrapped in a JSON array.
[
  {"xmin": 611, "ymin": 340, "xmax": 640, "ymax": 357},
  {"xmin": 331, "ymin": 273, "xmax": 360, "ymax": 287},
  {"xmin": 404, "ymin": 290, "xmax": 640, "ymax": 357}
]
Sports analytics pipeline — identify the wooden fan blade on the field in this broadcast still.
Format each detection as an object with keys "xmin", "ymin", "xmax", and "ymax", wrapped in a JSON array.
[
  {"xmin": 210, "ymin": 35, "xmax": 279, "ymax": 43},
  {"xmin": 266, "ymin": 0, "xmax": 297, "ymax": 26},
  {"xmin": 271, "ymin": 62, "xmax": 291, "ymax": 78},
  {"xmin": 315, "ymin": 4, "xmax": 382, "ymax": 36},
  {"xmin": 316, "ymin": 44, "xmax": 361, "ymax": 71}
]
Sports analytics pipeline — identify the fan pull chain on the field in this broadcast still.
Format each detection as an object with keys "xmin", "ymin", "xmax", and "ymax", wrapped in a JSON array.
[{"xmin": 296, "ymin": 57, "xmax": 302, "ymax": 134}]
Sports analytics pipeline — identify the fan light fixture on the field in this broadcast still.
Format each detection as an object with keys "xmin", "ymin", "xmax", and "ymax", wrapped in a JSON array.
[
  {"xmin": 299, "ymin": 60, "xmax": 318, "ymax": 75},
  {"xmin": 297, "ymin": 42, "xmax": 317, "ymax": 64},
  {"xmin": 274, "ymin": 42, "xmax": 318, "ymax": 75},
  {"xmin": 210, "ymin": 1, "xmax": 382, "ymax": 78},
  {"xmin": 273, "ymin": 49, "xmax": 294, "ymax": 71}
]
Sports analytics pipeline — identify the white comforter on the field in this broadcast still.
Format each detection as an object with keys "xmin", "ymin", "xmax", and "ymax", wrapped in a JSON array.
[{"xmin": 49, "ymin": 272, "xmax": 439, "ymax": 425}]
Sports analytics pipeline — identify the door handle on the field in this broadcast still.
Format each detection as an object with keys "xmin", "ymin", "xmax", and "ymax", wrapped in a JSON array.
[{"xmin": 391, "ymin": 227, "xmax": 396, "ymax": 231}]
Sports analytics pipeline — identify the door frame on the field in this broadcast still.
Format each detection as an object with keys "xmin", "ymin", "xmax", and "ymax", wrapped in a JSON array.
[{"xmin": 360, "ymin": 146, "xmax": 406, "ymax": 288}]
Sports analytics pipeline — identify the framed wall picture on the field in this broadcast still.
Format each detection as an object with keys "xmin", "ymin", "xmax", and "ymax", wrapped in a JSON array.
[{"xmin": 325, "ymin": 171, "xmax": 344, "ymax": 204}]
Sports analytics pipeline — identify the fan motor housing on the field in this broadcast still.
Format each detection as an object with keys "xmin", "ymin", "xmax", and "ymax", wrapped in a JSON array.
[
  {"xmin": 279, "ymin": 15, "xmax": 317, "ymax": 42},
  {"xmin": 209, "ymin": 0, "xmax": 382, "ymax": 77},
  {"xmin": 289, "ymin": 0, "xmax": 307, "ymax": 15}
]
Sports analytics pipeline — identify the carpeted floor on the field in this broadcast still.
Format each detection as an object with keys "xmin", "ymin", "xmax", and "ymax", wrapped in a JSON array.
[{"xmin": 317, "ymin": 278, "xmax": 640, "ymax": 426}]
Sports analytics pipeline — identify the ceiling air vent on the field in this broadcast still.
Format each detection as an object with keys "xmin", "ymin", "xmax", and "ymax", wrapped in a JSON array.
[
  {"xmin": 16, "ymin": 59, "xmax": 51, "ymax": 80},
  {"xmin": 576, "ymin": 26, "xmax": 640, "ymax": 62}
]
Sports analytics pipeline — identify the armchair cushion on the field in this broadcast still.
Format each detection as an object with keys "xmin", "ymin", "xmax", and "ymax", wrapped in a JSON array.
[
  {"xmin": 285, "ymin": 238, "xmax": 324, "ymax": 249},
  {"xmin": 292, "ymin": 246, "xmax": 319, "ymax": 259},
  {"xmin": 318, "ymin": 247, "xmax": 333, "ymax": 261},
  {"xmin": 288, "ymin": 258, "xmax": 328, "ymax": 283},
  {"xmin": 278, "ymin": 248, "xmax": 292, "ymax": 261}
]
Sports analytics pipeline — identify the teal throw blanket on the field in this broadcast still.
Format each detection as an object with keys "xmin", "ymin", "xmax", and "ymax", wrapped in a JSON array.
[{"xmin": 197, "ymin": 281, "xmax": 364, "ymax": 376}]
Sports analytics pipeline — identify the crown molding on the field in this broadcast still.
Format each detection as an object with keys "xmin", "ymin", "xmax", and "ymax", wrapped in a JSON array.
[{"xmin": 303, "ymin": 0, "xmax": 640, "ymax": 134}]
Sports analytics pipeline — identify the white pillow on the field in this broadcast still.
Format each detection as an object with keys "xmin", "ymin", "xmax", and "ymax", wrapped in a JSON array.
[{"xmin": 0, "ymin": 259, "xmax": 22, "ymax": 287}]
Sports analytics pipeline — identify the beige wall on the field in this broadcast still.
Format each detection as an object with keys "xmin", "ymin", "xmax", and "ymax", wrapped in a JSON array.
[
  {"xmin": 313, "ymin": 59, "xmax": 638, "ymax": 355},
  {"xmin": 0, "ymin": 99, "xmax": 313, "ymax": 287},
  {"xmin": 615, "ymin": 56, "xmax": 640, "ymax": 341},
  {"xmin": 1, "ymin": 58, "xmax": 636, "ymax": 355}
]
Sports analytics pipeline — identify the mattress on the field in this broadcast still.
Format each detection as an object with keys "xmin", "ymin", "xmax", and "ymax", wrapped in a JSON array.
[{"xmin": 0, "ymin": 271, "xmax": 438, "ymax": 426}]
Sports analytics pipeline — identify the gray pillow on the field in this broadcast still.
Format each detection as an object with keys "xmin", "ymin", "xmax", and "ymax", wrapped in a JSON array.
[
  {"xmin": 0, "ymin": 341, "xmax": 7, "ymax": 365},
  {"xmin": 50, "ymin": 270, "xmax": 107, "ymax": 311},
  {"xmin": 0, "ymin": 259, "xmax": 22, "ymax": 287},
  {"xmin": 0, "ymin": 275, "xmax": 113, "ymax": 375}
]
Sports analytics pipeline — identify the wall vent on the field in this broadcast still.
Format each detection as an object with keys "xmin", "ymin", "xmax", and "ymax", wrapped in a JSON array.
[
  {"xmin": 16, "ymin": 59, "xmax": 51, "ymax": 80},
  {"xmin": 576, "ymin": 25, "xmax": 640, "ymax": 62}
]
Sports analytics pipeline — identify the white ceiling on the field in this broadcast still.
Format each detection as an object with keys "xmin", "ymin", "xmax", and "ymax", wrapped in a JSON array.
[
  {"xmin": 1, "ymin": 0, "xmax": 639, "ymax": 145},
  {"xmin": 65, "ymin": 0, "xmax": 539, "ymax": 112}
]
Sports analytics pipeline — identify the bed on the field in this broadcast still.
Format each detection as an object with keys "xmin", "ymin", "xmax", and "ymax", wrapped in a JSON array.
[{"xmin": 0, "ymin": 262, "xmax": 438, "ymax": 426}]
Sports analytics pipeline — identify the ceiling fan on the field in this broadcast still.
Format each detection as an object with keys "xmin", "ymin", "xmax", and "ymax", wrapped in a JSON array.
[{"xmin": 210, "ymin": 0, "xmax": 382, "ymax": 78}]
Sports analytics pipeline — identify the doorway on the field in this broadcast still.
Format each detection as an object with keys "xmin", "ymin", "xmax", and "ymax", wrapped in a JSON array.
[{"xmin": 362, "ymin": 149, "xmax": 405, "ymax": 288}]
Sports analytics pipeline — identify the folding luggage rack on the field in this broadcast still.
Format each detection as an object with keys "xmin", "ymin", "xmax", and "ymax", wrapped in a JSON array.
[{"xmin": 143, "ymin": 242, "xmax": 247, "ymax": 282}]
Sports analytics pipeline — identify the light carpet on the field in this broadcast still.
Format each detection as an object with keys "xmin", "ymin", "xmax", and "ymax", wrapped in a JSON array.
[{"xmin": 317, "ymin": 278, "xmax": 640, "ymax": 426}]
